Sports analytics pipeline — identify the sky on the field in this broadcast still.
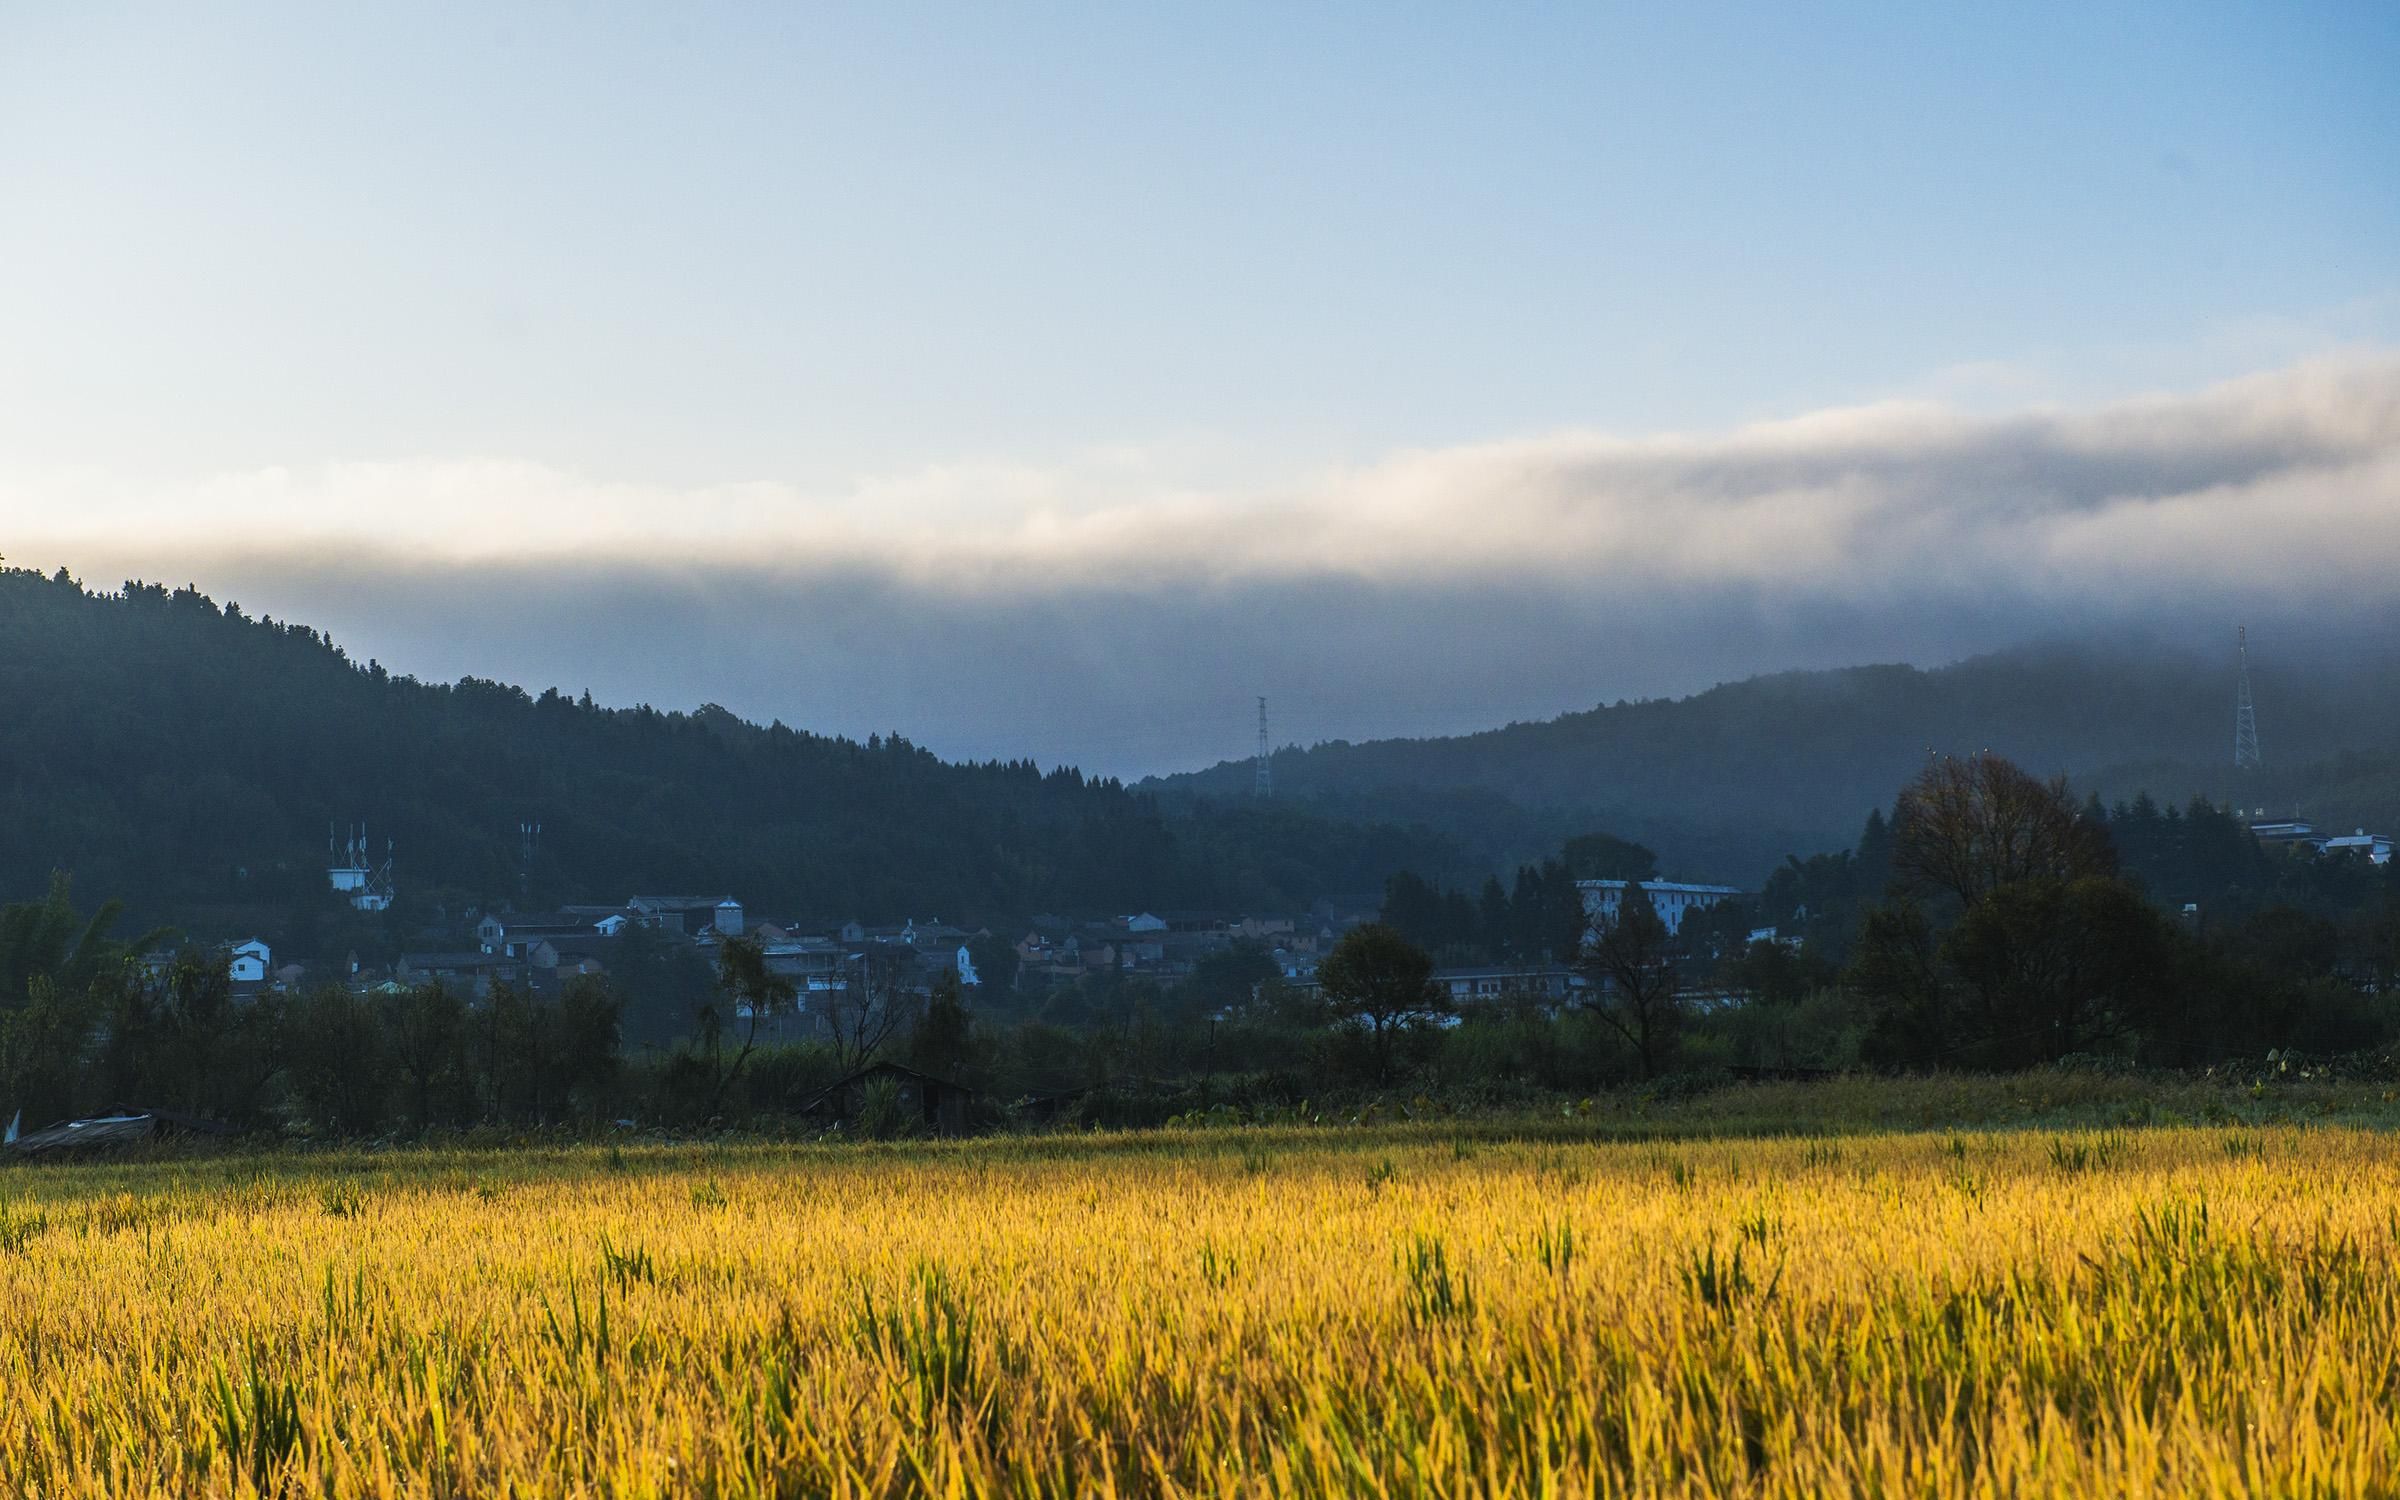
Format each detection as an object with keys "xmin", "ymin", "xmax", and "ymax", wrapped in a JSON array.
[{"xmin": 2, "ymin": 3, "xmax": 2396, "ymax": 774}]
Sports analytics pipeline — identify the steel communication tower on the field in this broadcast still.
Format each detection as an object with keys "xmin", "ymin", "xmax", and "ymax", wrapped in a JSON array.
[
  {"xmin": 2234, "ymin": 625, "xmax": 2261, "ymax": 771},
  {"xmin": 1253, "ymin": 697, "xmax": 1272, "ymax": 798},
  {"xmin": 519, "ymin": 820, "xmax": 541, "ymax": 897}
]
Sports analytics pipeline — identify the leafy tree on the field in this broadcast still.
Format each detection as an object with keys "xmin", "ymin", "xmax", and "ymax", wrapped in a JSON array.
[
  {"xmin": 1316, "ymin": 923, "xmax": 1446, "ymax": 1084},
  {"xmin": 1893, "ymin": 755, "xmax": 2114, "ymax": 910},
  {"xmin": 477, "ymin": 982, "xmax": 551, "ymax": 1123},
  {"xmin": 286, "ymin": 989, "xmax": 389, "ymax": 1136},
  {"xmin": 1722, "ymin": 938, "xmax": 1837, "ymax": 1007},
  {"xmin": 1182, "ymin": 942, "xmax": 1281, "ymax": 1016},
  {"xmin": 0, "ymin": 874, "xmax": 138, "ymax": 1005},
  {"xmin": 825, "ymin": 947, "xmax": 913, "ymax": 1073},
  {"xmin": 964, "ymin": 933, "xmax": 1020, "ymax": 996},
  {"xmin": 1844, "ymin": 899, "xmax": 1946, "ymax": 1067},
  {"xmin": 1477, "ymin": 877, "xmax": 1512, "ymax": 959},
  {"xmin": 1507, "ymin": 865, "xmax": 1548, "ymax": 961},
  {"xmin": 607, "ymin": 925, "xmax": 717, "ymax": 1049},
  {"xmin": 1560, "ymin": 832, "xmax": 1658, "ymax": 882},
  {"xmin": 2226, "ymin": 905, "xmax": 2340, "ymax": 982},
  {"xmin": 697, "ymin": 935, "xmax": 795, "ymax": 1118},
  {"xmin": 1379, "ymin": 872, "xmax": 1448, "ymax": 952},
  {"xmin": 1507, "ymin": 859, "xmax": 1588, "ymax": 964},
  {"xmin": 0, "ymin": 567, "xmax": 1466, "ymax": 938},
  {"xmin": 93, "ymin": 948, "xmax": 280, "ymax": 1122},
  {"xmin": 0, "ymin": 978, "xmax": 83, "ymax": 1128},
  {"xmin": 384, "ymin": 983, "xmax": 468, "ymax": 1129},
  {"xmin": 1939, "ymin": 876, "xmax": 2177, "ymax": 1066},
  {"xmin": 1756, "ymin": 807, "xmax": 1897, "ymax": 958},
  {"xmin": 909, "ymin": 970, "xmax": 976, "ymax": 1082},
  {"xmin": 1574, "ymin": 883, "xmax": 1683, "ymax": 1079},
  {"xmin": 2359, "ymin": 893, "xmax": 2400, "ymax": 994}
]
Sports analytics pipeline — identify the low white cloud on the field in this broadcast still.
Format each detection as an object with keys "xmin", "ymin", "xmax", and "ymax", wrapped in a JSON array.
[
  {"xmin": 6, "ymin": 354, "xmax": 2396, "ymax": 774},
  {"xmin": 13, "ymin": 352, "xmax": 2396, "ymax": 603}
]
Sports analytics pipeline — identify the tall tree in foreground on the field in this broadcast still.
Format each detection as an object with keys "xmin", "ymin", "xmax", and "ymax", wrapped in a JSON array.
[
  {"xmin": 1576, "ymin": 882, "xmax": 1683, "ymax": 1080},
  {"xmin": 826, "ymin": 947, "xmax": 913, "ymax": 1073},
  {"xmin": 1893, "ymin": 755, "xmax": 2114, "ymax": 909},
  {"xmin": 699, "ymin": 935, "xmax": 795, "ymax": 1118},
  {"xmin": 909, "ymin": 970, "xmax": 976, "ymax": 1082},
  {"xmin": 385, "ymin": 982, "xmax": 467, "ymax": 1130},
  {"xmin": 1939, "ymin": 875, "xmax": 2178, "ymax": 1067},
  {"xmin": 1846, "ymin": 898, "xmax": 1946, "ymax": 1067},
  {"xmin": 1316, "ymin": 923, "xmax": 1445, "ymax": 1085}
]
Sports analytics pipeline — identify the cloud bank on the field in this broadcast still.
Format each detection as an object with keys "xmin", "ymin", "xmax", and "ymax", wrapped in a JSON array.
[{"xmin": 9, "ymin": 355, "xmax": 2398, "ymax": 774}]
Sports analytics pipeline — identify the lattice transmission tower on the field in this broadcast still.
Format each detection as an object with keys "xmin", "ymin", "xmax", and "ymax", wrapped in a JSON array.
[
  {"xmin": 1253, "ymin": 697, "xmax": 1273, "ymax": 797},
  {"xmin": 2234, "ymin": 625, "xmax": 2261, "ymax": 772}
]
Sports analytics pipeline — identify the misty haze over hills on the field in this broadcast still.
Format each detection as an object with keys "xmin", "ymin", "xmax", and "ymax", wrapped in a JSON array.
[
  {"xmin": 1149, "ymin": 636, "xmax": 2400, "ymax": 886},
  {"xmin": 18, "ymin": 354, "xmax": 2400, "ymax": 778},
  {"xmin": 3, "ymin": 3, "xmax": 2394, "ymax": 912},
  {"xmin": 5, "ymin": 561, "xmax": 2393, "ymax": 931}
]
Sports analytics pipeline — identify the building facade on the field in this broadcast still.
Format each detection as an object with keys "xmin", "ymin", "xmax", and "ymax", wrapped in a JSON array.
[{"xmin": 1577, "ymin": 879, "xmax": 1746, "ymax": 937}]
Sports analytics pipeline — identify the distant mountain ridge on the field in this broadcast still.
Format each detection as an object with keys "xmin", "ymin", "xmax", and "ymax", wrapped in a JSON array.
[
  {"xmin": 0, "ymin": 566, "xmax": 1456, "ymax": 944},
  {"xmin": 1146, "ymin": 642, "xmax": 2400, "ymax": 885},
  {"xmin": 8, "ymin": 561, "xmax": 2390, "ymax": 945}
]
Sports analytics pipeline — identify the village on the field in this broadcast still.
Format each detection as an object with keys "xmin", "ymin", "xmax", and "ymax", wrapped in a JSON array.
[
  {"xmin": 213, "ymin": 876, "xmax": 1768, "ymax": 1031},
  {"xmin": 188, "ymin": 831, "xmax": 1786, "ymax": 1042},
  {"xmin": 193, "ymin": 796, "xmax": 2396, "ymax": 1053}
]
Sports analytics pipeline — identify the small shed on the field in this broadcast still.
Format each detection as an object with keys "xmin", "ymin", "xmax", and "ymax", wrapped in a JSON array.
[
  {"xmin": 4, "ymin": 1105, "xmax": 234, "ymax": 1159},
  {"xmin": 801, "ymin": 1061, "xmax": 975, "ymax": 1136}
]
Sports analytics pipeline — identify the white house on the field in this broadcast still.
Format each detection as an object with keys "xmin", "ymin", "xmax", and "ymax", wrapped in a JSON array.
[
  {"xmin": 2249, "ymin": 820, "xmax": 2317, "ymax": 846},
  {"xmin": 1432, "ymin": 965, "xmax": 1579, "ymax": 1005},
  {"xmin": 228, "ymin": 938, "xmax": 272, "ymax": 985},
  {"xmin": 2318, "ymin": 830, "xmax": 2393, "ymax": 867},
  {"xmin": 1577, "ymin": 880, "xmax": 1746, "ymax": 937},
  {"xmin": 956, "ymin": 944, "xmax": 981, "ymax": 987},
  {"xmin": 627, "ymin": 895, "xmax": 740, "ymax": 935}
]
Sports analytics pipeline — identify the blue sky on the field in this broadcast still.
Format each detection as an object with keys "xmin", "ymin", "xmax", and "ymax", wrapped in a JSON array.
[{"xmin": 2, "ymin": 3, "xmax": 2396, "ymax": 770}]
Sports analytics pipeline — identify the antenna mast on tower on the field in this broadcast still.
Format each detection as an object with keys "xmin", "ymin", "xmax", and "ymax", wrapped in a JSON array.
[
  {"xmin": 2234, "ymin": 625, "xmax": 2261, "ymax": 771},
  {"xmin": 1253, "ymin": 697, "xmax": 1272, "ymax": 798}
]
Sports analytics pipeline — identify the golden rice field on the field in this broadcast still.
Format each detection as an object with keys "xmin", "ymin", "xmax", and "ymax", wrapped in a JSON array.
[{"xmin": 5, "ymin": 1119, "xmax": 2400, "ymax": 1498}]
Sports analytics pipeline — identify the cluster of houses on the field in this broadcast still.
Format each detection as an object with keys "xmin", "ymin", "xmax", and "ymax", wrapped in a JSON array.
[
  {"xmin": 204, "ymin": 878, "xmax": 1760, "ymax": 1026},
  {"xmin": 2249, "ymin": 819, "xmax": 2395, "ymax": 867},
  {"xmin": 214, "ymin": 896, "xmax": 1366, "ymax": 1007},
  {"xmin": 1010, "ymin": 900, "xmax": 1372, "ymax": 985}
]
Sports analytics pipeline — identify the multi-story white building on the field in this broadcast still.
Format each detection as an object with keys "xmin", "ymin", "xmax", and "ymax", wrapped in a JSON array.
[{"xmin": 1577, "ymin": 879, "xmax": 1746, "ymax": 937}]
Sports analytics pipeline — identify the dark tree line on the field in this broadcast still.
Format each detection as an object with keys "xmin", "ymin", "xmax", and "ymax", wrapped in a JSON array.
[
  {"xmin": 0, "ymin": 566, "xmax": 1461, "ymax": 947},
  {"xmin": 1151, "ymin": 641, "xmax": 2400, "ymax": 889},
  {"xmin": 1366, "ymin": 756, "xmax": 2400, "ymax": 1083},
  {"xmin": 1840, "ymin": 758, "xmax": 2399, "ymax": 1068},
  {"xmin": 0, "ymin": 875, "xmax": 628, "ymax": 1134},
  {"xmin": 1378, "ymin": 832, "xmax": 1657, "ymax": 964}
]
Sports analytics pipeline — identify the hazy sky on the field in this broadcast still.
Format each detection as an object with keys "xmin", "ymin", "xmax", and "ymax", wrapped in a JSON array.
[{"xmin": 3, "ymin": 4, "xmax": 2396, "ymax": 773}]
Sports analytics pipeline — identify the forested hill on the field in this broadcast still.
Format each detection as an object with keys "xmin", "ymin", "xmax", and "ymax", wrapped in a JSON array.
[
  {"xmin": 1148, "ymin": 642, "xmax": 2400, "ymax": 885},
  {"xmin": 0, "ymin": 567, "xmax": 1452, "ymax": 937}
]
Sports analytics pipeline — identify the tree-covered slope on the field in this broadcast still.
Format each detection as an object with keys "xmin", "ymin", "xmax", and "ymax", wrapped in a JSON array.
[
  {"xmin": 1150, "ymin": 642, "xmax": 2400, "ymax": 885},
  {"xmin": 0, "ymin": 567, "xmax": 1453, "ymax": 937}
]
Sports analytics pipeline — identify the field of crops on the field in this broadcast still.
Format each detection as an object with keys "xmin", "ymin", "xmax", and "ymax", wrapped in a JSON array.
[{"xmin": 4, "ymin": 1119, "xmax": 2399, "ymax": 1497}]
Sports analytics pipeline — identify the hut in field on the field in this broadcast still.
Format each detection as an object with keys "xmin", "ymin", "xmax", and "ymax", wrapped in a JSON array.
[
  {"xmin": 4, "ymin": 1105, "xmax": 233, "ymax": 1159},
  {"xmin": 800, "ymin": 1061, "xmax": 974, "ymax": 1137}
]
